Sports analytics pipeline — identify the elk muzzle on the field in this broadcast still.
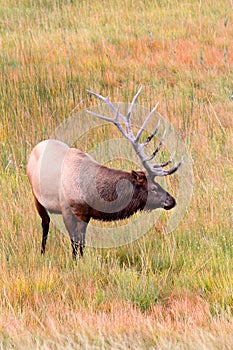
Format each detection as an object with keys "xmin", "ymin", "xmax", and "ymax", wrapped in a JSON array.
[{"xmin": 163, "ymin": 193, "xmax": 176, "ymax": 210}]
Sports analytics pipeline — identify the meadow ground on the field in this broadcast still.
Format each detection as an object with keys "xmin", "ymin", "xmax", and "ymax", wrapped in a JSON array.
[{"xmin": 0, "ymin": 0, "xmax": 233, "ymax": 349}]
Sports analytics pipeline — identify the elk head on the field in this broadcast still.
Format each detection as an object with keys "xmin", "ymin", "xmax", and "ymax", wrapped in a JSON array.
[{"xmin": 86, "ymin": 87, "xmax": 182, "ymax": 212}]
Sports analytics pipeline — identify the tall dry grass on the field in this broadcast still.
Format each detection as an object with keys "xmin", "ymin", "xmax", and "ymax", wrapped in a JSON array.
[{"xmin": 0, "ymin": 0, "xmax": 233, "ymax": 348}]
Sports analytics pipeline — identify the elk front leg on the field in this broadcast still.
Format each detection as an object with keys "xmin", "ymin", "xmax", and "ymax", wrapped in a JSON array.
[
  {"xmin": 62, "ymin": 206, "xmax": 88, "ymax": 259},
  {"xmin": 71, "ymin": 219, "xmax": 88, "ymax": 258}
]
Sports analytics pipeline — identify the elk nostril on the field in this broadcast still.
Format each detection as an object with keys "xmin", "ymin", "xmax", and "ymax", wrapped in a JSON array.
[{"xmin": 164, "ymin": 195, "xmax": 176, "ymax": 210}]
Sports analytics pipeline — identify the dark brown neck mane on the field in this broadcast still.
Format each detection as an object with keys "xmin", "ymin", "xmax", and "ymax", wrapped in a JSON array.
[{"xmin": 88, "ymin": 166, "xmax": 148, "ymax": 222}]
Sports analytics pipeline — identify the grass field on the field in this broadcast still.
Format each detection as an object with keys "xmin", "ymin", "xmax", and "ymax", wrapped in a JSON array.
[{"xmin": 0, "ymin": 0, "xmax": 233, "ymax": 348}]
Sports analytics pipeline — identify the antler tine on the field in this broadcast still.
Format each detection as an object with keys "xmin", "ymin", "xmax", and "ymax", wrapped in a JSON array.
[
  {"xmin": 126, "ymin": 87, "xmax": 143, "ymax": 135},
  {"xmin": 152, "ymin": 153, "xmax": 174, "ymax": 168},
  {"xmin": 151, "ymin": 159, "xmax": 183, "ymax": 177},
  {"xmin": 142, "ymin": 117, "xmax": 160, "ymax": 147},
  {"xmin": 87, "ymin": 90, "xmax": 126, "ymax": 123},
  {"xmin": 143, "ymin": 129, "xmax": 166, "ymax": 161},
  {"xmin": 127, "ymin": 86, "xmax": 142, "ymax": 120},
  {"xmin": 86, "ymin": 108, "xmax": 128, "ymax": 139},
  {"xmin": 135, "ymin": 102, "xmax": 159, "ymax": 142},
  {"xmin": 86, "ymin": 109, "xmax": 116, "ymax": 124}
]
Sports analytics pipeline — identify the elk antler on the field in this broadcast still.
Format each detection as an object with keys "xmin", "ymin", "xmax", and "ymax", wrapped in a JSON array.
[{"xmin": 86, "ymin": 88, "xmax": 182, "ymax": 178}]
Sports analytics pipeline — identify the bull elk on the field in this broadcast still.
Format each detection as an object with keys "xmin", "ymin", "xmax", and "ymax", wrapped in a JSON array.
[{"xmin": 27, "ymin": 88, "xmax": 182, "ymax": 259}]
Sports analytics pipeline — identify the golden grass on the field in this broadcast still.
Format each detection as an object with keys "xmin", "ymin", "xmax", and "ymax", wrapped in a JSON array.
[{"xmin": 0, "ymin": 0, "xmax": 233, "ymax": 348}]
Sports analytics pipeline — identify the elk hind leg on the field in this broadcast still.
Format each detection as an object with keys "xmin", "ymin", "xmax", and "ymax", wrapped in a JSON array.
[{"xmin": 34, "ymin": 196, "xmax": 50, "ymax": 254}]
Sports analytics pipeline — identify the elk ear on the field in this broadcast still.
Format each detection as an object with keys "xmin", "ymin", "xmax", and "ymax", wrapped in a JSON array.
[{"xmin": 131, "ymin": 170, "xmax": 146, "ymax": 184}]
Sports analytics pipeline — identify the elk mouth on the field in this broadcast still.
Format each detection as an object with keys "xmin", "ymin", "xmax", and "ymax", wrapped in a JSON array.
[{"xmin": 163, "ymin": 195, "xmax": 176, "ymax": 210}]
